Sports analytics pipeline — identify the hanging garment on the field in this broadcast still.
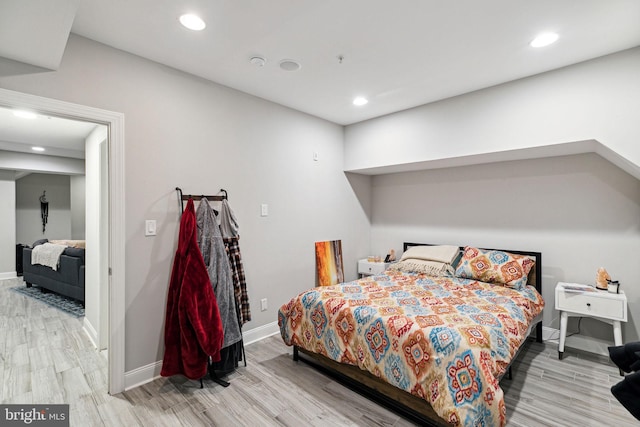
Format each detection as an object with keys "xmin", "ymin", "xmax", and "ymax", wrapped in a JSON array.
[
  {"xmin": 161, "ymin": 199, "xmax": 224, "ymax": 380},
  {"xmin": 217, "ymin": 196, "xmax": 240, "ymax": 238},
  {"xmin": 219, "ymin": 198, "xmax": 252, "ymax": 325},
  {"xmin": 196, "ymin": 198, "xmax": 243, "ymax": 348}
]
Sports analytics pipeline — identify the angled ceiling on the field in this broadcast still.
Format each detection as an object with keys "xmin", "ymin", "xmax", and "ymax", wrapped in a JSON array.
[{"xmin": 0, "ymin": 0, "xmax": 76, "ymax": 75}]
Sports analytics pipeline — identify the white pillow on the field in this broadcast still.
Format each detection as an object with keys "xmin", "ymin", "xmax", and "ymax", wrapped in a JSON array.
[
  {"xmin": 388, "ymin": 259, "xmax": 454, "ymax": 276},
  {"xmin": 400, "ymin": 245, "xmax": 459, "ymax": 264}
]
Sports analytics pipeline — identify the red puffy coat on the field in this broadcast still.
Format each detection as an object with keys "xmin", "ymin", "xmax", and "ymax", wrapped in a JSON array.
[{"xmin": 161, "ymin": 199, "xmax": 224, "ymax": 380}]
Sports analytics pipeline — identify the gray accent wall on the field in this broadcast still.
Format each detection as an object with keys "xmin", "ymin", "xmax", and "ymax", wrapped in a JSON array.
[
  {"xmin": 16, "ymin": 173, "xmax": 71, "ymax": 246},
  {"xmin": 368, "ymin": 154, "xmax": 640, "ymax": 343},
  {"xmin": 70, "ymin": 175, "xmax": 86, "ymax": 240},
  {"xmin": 0, "ymin": 170, "xmax": 16, "ymax": 277}
]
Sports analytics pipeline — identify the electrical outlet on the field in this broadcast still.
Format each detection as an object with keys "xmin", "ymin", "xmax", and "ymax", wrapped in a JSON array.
[
  {"xmin": 260, "ymin": 298, "xmax": 268, "ymax": 311},
  {"xmin": 261, "ymin": 204, "xmax": 269, "ymax": 217}
]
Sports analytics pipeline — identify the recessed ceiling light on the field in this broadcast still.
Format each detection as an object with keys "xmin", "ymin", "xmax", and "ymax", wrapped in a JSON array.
[
  {"xmin": 279, "ymin": 59, "xmax": 301, "ymax": 72},
  {"xmin": 353, "ymin": 97, "xmax": 368, "ymax": 106},
  {"xmin": 179, "ymin": 14, "xmax": 206, "ymax": 31},
  {"xmin": 530, "ymin": 32, "xmax": 559, "ymax": 48},
  {"xmin": 32, "ymin": 147, "xmax": 45, "ymax": 152},
  {"xmin": 13, "ymin": 110, "xmax": 37, "ymax": 119}
]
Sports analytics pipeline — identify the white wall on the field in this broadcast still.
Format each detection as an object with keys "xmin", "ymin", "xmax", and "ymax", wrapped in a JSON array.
[
  {"xmin": 0, "ymin": 35, "xmax": 371, "ymax": 372},
  {"xmin": 70, "ymin": 175, "xmax": 85, "ymax": 239},
  {"xmin": 99, "ymin": 138, "xmax": 109, "ymax": 350},
  {"xmin": 345, "ymin": 47, "xmax": 640, "ymax": 174},
  {"xmin": 16, "ymin": 173, "xmax": 71, "ymax": 245},
  {"xmin": 84, "ymin": 125, "xmax": 108, "ymax": 349},
  {"xmin": 0, "ymin": 170, "xmax": 16, "ymax": 277}
]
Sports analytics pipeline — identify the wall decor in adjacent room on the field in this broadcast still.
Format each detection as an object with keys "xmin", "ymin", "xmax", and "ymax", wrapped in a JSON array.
[{"xmin": 40, "ymin": 191, "xmax": 49, "ymax": 233}]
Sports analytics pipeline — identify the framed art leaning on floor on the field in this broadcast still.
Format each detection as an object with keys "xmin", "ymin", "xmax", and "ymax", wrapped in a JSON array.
[{"xmin": 315, "ymin": 240, "xmax": 344, "ymax": 287}]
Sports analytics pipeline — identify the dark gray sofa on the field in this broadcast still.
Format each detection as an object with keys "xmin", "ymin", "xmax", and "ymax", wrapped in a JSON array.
[{"xmin": 22, "ymin": 246, "xmax": 85, "ymax": 303}]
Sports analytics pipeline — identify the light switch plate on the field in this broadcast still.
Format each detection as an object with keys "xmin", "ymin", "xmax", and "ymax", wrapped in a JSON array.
[{"xmin": 145, "ymin": 220, "xmax": 157, "ymax": 236}]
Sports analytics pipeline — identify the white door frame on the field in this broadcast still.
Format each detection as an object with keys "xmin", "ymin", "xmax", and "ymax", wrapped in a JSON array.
[{"xmin": 0, "ymin": 87, "xmax": 126, "ymax": 394}]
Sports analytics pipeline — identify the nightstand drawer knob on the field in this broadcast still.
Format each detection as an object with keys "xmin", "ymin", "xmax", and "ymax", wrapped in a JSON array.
[{"xmin": 586, "ymin": 303, "xmax": 591, "ymax": 307}]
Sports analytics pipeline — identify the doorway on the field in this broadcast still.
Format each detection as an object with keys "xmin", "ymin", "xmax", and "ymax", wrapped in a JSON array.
[{"xmin": 0, "ymin": 87, "xmax": 126, "ymax": 394}]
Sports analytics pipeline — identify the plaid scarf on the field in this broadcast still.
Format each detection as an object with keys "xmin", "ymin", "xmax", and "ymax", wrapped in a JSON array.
[{"xmin": 224, "ymin": 236, "xmax": 251, "ymax": 325}]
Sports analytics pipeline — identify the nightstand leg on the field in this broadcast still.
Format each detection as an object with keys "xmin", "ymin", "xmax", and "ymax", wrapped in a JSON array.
[
  {"xmin": 612, "ymin": 321, "xmax": 622, "ymax": 346},
  {"xmin": 612, "ymin": 320, "xmax": 624, "ymax": 376},
  {"xmin": 558, "ymin": 311, "xmax": 568, "ymax": 360}
]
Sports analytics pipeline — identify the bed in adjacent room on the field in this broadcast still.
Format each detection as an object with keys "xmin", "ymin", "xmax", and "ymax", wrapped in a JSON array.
[{"xmin": 278, "ymin": 243, "xmax": 544, "ymax": 426}]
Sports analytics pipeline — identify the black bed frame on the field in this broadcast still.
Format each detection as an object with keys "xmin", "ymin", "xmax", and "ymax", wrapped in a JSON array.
[{"xmin": 292, "ymin": 242, "xmax": 543, "ymax": 426}]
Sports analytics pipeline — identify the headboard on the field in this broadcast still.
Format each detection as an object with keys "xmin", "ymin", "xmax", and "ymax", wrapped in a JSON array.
[{"xmin": 403, "ymin": 242, "xmax": 542, "ymax": 296}]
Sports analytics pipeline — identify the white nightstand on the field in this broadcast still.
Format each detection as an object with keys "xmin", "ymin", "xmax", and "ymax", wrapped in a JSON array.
[
  {"xmin": 555, "ymin": 282, "xmax": 627, "ymax": 362},
  {"xmin": 358, "ymin": 259, "xmax": 392, "ymax": 277}
]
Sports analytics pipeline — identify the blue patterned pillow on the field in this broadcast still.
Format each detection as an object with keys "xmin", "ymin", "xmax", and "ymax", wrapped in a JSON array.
[{"xmin": 454, "ymin": 246, "xmax": 534, "ymax": 290}]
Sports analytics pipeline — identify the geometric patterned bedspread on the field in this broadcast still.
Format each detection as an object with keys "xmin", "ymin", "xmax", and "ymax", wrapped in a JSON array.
[{"xmin": 278, "ymin": 271, "xmax": 544, "ymax": 426}]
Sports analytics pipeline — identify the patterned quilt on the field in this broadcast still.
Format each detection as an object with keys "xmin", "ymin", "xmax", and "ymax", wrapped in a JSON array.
[{"xmin": 278, "ymin": 271, "xmax": 544, "ymax": 426}]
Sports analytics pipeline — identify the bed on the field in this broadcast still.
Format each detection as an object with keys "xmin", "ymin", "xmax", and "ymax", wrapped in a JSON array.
[{"xmin": 278, "ymin": 243, "xmax": 544, "ymax": 426}]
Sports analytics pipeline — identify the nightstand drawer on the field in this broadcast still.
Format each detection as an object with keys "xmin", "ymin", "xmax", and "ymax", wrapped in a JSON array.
[
  {"xmin": 358, "ymin": 260, "xmax": 390, "ymax": 275},
  {"xmin": 556, "ymin": 291, "xmax": 626, "ymax": 321}
]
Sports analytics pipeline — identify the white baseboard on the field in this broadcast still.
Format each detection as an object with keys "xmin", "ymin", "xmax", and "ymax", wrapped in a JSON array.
[
  {"xmin": 243, "ymin": 321, "xmax": 280, "ymax": 345},
  {"xmin": 83, "ymin": 318, "xmax": 99, "ymax": 350},
  {"xmin": 125, "ymin": 360, "xmax": 163, "ymax": 391},
  {"xmin": 124, "ymin": 321, "xmax": 280, "ymax": 391},
  {"xmin": 0, "ymin": 271, "xmax": 17, "ymax": 280},
  {"xmin": 542, "ymin": 326, "xmax": 559, "ymax": 341},
  {"xmin": 542, "ymin": 326, "xmax": 610, "ymax": 357}
]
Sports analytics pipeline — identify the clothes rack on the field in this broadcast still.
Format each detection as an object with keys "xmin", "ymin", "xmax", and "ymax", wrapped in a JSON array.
[
  {"xmin": 174, "ymin": 186, "xmax": 247, "ymax": 389},
  {"xmin": 176, "ymin": 187, "xmax": 228, "ymax": 214}
]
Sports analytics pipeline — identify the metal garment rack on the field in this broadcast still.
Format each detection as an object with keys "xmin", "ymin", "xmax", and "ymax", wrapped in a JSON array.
[
  {"xmin": 176, "ymin": 187, "xmax": 228, "ymax": 214},
  {"xmin": 174, "ymin": 187, "xmax": 247, "ymax": 389}
]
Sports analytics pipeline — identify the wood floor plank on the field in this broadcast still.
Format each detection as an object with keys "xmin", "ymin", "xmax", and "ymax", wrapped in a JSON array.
[
  {"xmin": 70, "ymin": 394, "xmax": 106, "ymax": 427},
  {"xmin": 84, "ymin": 367, "xmax": 109, "ymax": 394},
  {"xmin": 2, "ymin": 364, "xmax": 31, "ymax": 399},
  {"xmin": 60, "ymin": 366, "xmax": 93, "ymax": 402},
  {"xmin": 51, "ymin": 346, "xmax": 80, "ymax": 373},
  {"xmin": 95, "ymin": 394, "xmax": 141, "ymax": 427},
  {"xmin": 29, "ymin": 345, "xmax": 55, "ymax": 371},
  {"xmin": 31, "ymin": 366, "xmax": 63, "ymax": 402}
]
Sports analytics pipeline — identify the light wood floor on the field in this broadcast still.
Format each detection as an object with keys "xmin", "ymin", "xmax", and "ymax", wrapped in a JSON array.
[{"xmin": 1, "ymin": 277, "xmax": 637, "ymax": 426}]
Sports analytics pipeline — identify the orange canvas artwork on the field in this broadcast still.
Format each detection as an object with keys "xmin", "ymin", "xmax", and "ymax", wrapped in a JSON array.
[{"xmin": 315, "ymin": 240, "xmax": 344, "ymax": 287}]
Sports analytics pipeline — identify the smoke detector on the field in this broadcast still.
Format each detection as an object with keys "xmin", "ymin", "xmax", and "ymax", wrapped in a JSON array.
[{"xmin": 250, "ymin": 56, "xmax": 266, "ymax": 67}]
